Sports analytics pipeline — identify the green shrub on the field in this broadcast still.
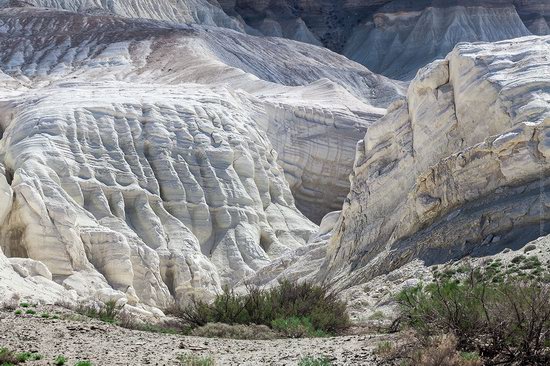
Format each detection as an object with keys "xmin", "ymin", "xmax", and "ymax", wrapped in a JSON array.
[
  {"xmin": 25, "ymin": 309, "xmax": 35, "ymax": 315},
  {"xmin": 374, "ymin": 341, "xmax": 394, "ymax": 358},
  {"xmin": 271, "ymin": 317, "xmax": 328, "ymax": 338},
  {"xmin": 511, "ymin": 255, "xmax": 526, "ymax": 264},
  {"xmin": 76, "ymin": 300, "xmax": 120, "ymax": 323},
  {"xmin": 40, "ymin": 313, "xmax": 49, "ymax": 319},
  {"xmin": 177, "ymin": 354, "xmax": 214, "ymax": 366},
  {"xmin": 19, "ymin": 303, "xmax": 29, "ymax": 308},
  {"xmin": 74, "ymin": 361, "xmax": 92, "ymax": 366},
  {"xmin": 0, "ymin": 348, "xmax": 42, "ymax": 365},
  {"xmin": 397, "ymin": 273, "xmax": 550, "ymax": 365},
  {"xmin": 14, "ymin": 310, "xmax": 21, "ymax": 315},
  {"xmin": 178, "ymin": 280, "xmax": 349, "ymax": 336},
  {"xmin": 55, "ymin": 355, "xmax": 66, "ymax": 366},
  {"xmin": 0, "ymin": 348, "xmax": 19, "ymax": 365},
  {"xmin": 16, "ymin": 352, "xmax": 42, "ymax": 362},
  {"xmin": 297, "ymin": 356, "xmax": 332, "ymax": 366},
  {"xmin": 408, "ymin": 334, "xmax": 482, "ymax": 366}
]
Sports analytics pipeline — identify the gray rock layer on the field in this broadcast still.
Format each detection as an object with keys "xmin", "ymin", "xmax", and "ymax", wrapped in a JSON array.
[
  {"xmin": 5, "ymin": 0, "xmax": 549, "ymax": 80},
  {"xmin": 321, "ymin": 35, "xmax": 550, "ymax": 288}
]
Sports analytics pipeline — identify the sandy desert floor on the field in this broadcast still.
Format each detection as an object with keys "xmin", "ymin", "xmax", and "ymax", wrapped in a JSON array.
[{"xmin": 0, "ymin": 307, "xmax": 389, "ymax": 366}]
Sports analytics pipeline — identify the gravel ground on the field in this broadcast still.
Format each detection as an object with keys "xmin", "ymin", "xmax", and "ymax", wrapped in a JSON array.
[{"xmin": 0, "ymin": 307, "xmax": 388, "ymax": 366}]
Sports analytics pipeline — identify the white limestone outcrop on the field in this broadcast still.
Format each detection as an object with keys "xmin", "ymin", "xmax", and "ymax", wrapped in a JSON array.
[
  {"xmin": 320, "ymin": 35, "xmax": 550, "ymax": 288},
  {"xmin": 0, "ymin": 7, "xmax": 402, "ymax": 309}
]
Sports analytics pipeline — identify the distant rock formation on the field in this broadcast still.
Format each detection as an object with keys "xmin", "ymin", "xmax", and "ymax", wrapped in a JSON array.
[
  {"xmin": 0, "ymin": 7, "xmax": 401, "ymax": 310},
  {"xmin": 226, "ymin": 0, "xmax": 549, "ymax": 79},
  {"xmin": 4, "ymin": 0, "xmax": 549, "ymax": 80}
]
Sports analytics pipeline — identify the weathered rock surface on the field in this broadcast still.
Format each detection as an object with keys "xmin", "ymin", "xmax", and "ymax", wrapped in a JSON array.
[
  {"xmin": 0, "ymin": 7, "xmax": 402, "ymax": 309},
  {"xmin": 222, "ymin": 0, "xmax": 550, "ymax": 79},
  {"xmin": 320, "ymin": 35, "xmax": 550, "ymax": 288},
  {"xmin": 5, "ymin": 0, "xmax": 549, "ymax": 80},
  {"xmin": 0, "ymin": 0, "xmax": 244, "ymax": 30}
]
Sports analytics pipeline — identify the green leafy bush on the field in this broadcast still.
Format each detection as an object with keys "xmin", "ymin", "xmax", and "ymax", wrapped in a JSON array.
[
  {"xmin": 55, "ymin": 355, "xmax": 67, "ymax": 365},
  {"xmin": 408, "ymin": 334, "xmax": 482, "ymax": 366},
  {"xmin": 76, "ymin": 300, "xmax": 120, "ymax": 323},
  {"xmin": 298, "ymin": 356, "xmax": 333, "ymax": 366},
  {"xmin": 74, "ymin": 361, "xmax": 92, "ymax": 366},
  {"xmin": 177, "ymin": 354, "xmax": 215, "ymax": 366},
  {"xmin": 0, "ymin": 348, "xmax": 42, "ymax": 365},
  {"xmin": 397, "ymin": 272, "xmax": 550, "ymax": 365},
  {"xmin": 16, "ymin": 352, "xmax": 42, "ymax": 362},
  {"xmin": 271, "ymin": 317, "xmax": 328, "ymax": 338},
  {"xmin": 178, "ymin": 280, "xmax": 349, "ymax": 337},
  {"xmin": 0, "ymin": 348, "xmax": 19, "ymax": 365}
]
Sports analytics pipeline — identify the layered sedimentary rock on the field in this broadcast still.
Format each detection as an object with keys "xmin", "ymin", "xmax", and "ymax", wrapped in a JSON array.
[
  {"xmin": 320, "ymin": 35, "xmax": 550, "ymax": 288},
  {"xmin": 219, "ymin": 0, "xmax": 550, "ymax": 79},
  {"xmin": 343, "ymin": 1, "xmax": 534, "ymax": 79},
  {"xmin": 0, "ymin": 0, "xmax": 244, "ymax": 30},
  {"xmin": 0, "ymin": 7, "xmax": 401, "ymax": 308},
  {"xmin": 516, "ymin": 0, "xmax": 550, "ymax": 35},
  {"xmin": 6, "ymin": 0, "xmax": 549, "ymax": 80}
]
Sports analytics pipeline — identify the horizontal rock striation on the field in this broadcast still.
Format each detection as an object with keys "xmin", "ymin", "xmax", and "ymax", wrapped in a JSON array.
[
  {"xmin": 5, "ymin": 0, "xmax": 549, "ymax": 80},
  {"xmin": 320, "ymin": 35, "xmax": 550, "ymax": 288},
  {"xmin": 227, "ymin": 0, "xmax": 550, "ymax": 80},
  {"xmin": 0, "ymin": 0, "xmax": 244, "ymax": 30}
]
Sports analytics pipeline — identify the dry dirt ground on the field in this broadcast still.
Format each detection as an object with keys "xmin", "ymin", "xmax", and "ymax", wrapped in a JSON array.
[{"xmin": 0, "ymin": 307, "xmax": 390, "ymax": 366}]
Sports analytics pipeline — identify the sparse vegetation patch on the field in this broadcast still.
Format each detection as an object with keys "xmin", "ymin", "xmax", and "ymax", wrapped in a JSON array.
[{"xmin": 177, "ymin": 280, "xmax": 349, "ymax": 338}]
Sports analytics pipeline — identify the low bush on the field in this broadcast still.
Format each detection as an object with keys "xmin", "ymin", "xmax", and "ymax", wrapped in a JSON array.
[
  {"xmin": 16, "ymin": 352, "xmax": 41, "ymax": 362},
  {"xmin": 74, "ymin": 361, "xmax": 92, "ymax": 366},
  {"xmin": 408, "ymin": 334, "xmax": 482, "ymax": 366},
  {"xmin": 0, "ymin": 348, "xmax": 42, "ymax": 365},
  {"xmin": 297, "ymin": 356, "xmax": 333, "ymax": 366},
  {"xmin": 76, "ymin": 300, "xmax": 120, "ymax": 324},
  {"xmin": 177, "ymin": 280, "xmax": 349, "ymax": 337},
  {"xmin": 374, "ymin": 341, "xmax": 394, "ymax": 358},
  {"xmin": 177, "ymin": 354, "xmax": 215, "ymax": 366},
  {"xmin": 55, "ymin": 355, "xmax": 66, "ymax": 366},
  {"xmin": 397, "ymin": 269, "xmax": 550, "ymax": 365},
  {"xmin": 271, "ymin": 316, "xmax": 329, "ymax": 338},
  {"xmin": 0, "ymin": 348, "xmax": 19, "ymax": 365}
]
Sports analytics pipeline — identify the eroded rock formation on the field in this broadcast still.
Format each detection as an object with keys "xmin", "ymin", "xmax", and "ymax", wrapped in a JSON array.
[
  {"xmin": 320, "ymin": 35, "xmax": 550, "ymax": 288},
  {"xmin": 0, "ymin": 7, "xmax": 402, "ymax": 310},
  {"xmin": 5, "ymin": 0, "xmax": 549, "ymax": 80}
]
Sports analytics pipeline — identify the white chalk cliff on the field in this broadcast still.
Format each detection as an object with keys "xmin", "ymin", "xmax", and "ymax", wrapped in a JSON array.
[
  {"xmin": 0, "ymin": 7, "xmax": 401, "ymax": 310},
  {"xmin": 319, "ymin": 35, "xmax": 550, "ymax": 288},
  {"xmin": 249, "ymin": 34, "xmax": 550, "ymax": 291}
]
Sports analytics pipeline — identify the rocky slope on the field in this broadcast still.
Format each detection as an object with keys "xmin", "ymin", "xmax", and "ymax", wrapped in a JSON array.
[
  {"xmin": 320, "ymin": 35, "xmax": 550, "ymax": 288},
  {"xmin": 0, "ymin": 7, "xmax": 401, "ymax": 311},
  {"xmin": 248, "ymin": 34, "xmax": 550, "ymax": 294}
]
